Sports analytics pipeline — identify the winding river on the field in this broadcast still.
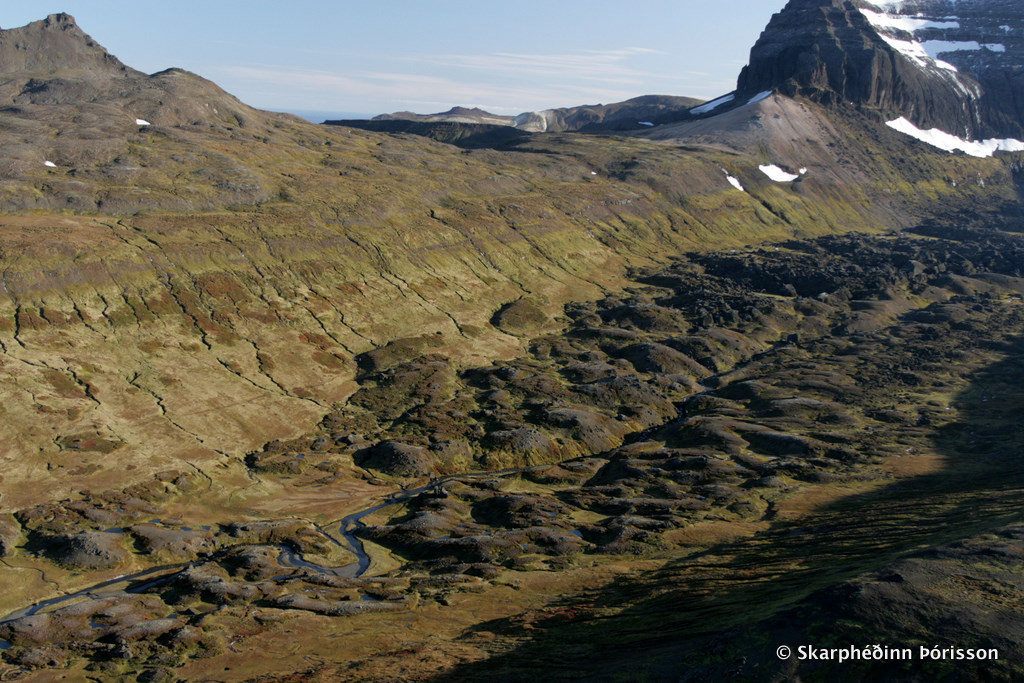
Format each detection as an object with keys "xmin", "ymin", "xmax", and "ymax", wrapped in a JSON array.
[{"xmin": 0, "ymin": 466, "xmax": 545, "ymax": 625}]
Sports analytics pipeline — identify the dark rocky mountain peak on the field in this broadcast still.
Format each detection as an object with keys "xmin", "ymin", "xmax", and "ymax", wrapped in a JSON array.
[
  {"xmin": 0, "ymin": 12, "xmax": 136, "ymax": 77},
  {"xmin": 737, "ymin": 0, "xmax": 1024, "ymax": 140},
  {"xmin": 0, "ymin": 14, "xmax": 268, "ymax": 132}
]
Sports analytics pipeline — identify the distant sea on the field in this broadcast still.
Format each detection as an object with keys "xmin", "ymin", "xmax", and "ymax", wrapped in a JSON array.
[{"xmin": 274, "ymin": 109, "xmax": 377, "ymax": 123}]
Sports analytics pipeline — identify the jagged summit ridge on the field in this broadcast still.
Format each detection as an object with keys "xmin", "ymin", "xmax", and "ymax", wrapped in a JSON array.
[
  {"xmin": 0, "ymin": 13, "xmax": 273, "ymax": 146},
  {"xmin": 737, "ymin": 0, "xmax": 1024, "ymax": 140},
  {"xmin": 0, "ymin": 13, "xmax": 136, "ymax": 76}
]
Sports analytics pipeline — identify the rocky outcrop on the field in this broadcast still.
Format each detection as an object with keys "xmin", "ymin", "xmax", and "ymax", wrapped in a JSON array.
[{"xmin": 737, "ymin": 0, "xmax": 1024, "ymax": 139}]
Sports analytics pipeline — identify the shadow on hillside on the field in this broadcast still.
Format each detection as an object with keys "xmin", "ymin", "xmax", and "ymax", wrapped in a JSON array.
[{"xmin": 433, "ymin": 333, "xmax": 1024, "ymax": 681}]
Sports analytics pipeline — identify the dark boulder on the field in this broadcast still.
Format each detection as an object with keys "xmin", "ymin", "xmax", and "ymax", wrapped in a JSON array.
[
  {"xmin": 491, "ymin": 298, "xmax": 549, "ymax": 335},
  {"xmin": 485, "ymin": 428, "xmax": 557, "ymax": 461},
  {"xmin": 44, "ymin": 531, "xmax": 127, "ymax": 569},
  {"xmin": 358, "ymin": 440, "xmax": 434, "ymax": 477}
]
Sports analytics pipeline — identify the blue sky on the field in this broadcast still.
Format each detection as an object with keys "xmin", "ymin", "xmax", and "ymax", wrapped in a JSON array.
[{"xmin": 3, "ymin": 1, "xmax": 787, "ymax": 117}]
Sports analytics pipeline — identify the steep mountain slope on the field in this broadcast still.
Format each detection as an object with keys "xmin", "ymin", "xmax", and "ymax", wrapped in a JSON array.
[{"xmin": 736, "ymin": 0, "xmax": 1024, "ymax": 140}]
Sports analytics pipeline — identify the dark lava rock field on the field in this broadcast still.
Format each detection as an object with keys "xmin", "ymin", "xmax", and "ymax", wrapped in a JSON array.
[{"xmin": 5, "ymin": 220, "xmax": 1023, "ymax": 679}]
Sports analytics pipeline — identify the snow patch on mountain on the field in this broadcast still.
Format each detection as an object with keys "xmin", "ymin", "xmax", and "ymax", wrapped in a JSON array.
[
  {"xmin": 877, "ymin": 34, "xmax": 959, "ymax": 70},
  {"xmin": 860, "ymin": 9, "xmax": 959, "ymax": 33},
  {"xmin": 722, "ymin": 169, "xmax": 745, "ymax": 192},
  {"xmin": 887, "ymin": 117, "xmax": 1024, "ymax": 157},
  {"xmin": 858, "ymin": 3, "xmax": 1011, "ymax": 77},
  {"xmin": 924, "ymin": 40, "xmax": 1005, "ymax": 56},
  {"xmin": 856, "ymin": 5, "xmax": 1011, "ymax": 75},
  {"xmin": 691, "ymin": 94, "xmax": 734, "ymax": 115},
  {"xmin": 759, "ymin": 164, "xmax": 800, "ymax": 182}
]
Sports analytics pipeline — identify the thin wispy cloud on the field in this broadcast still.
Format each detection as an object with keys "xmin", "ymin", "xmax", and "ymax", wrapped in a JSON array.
[
  {"xmin": 215, "ymin": 64, "xmax": 641, "ymax": 114},
  {"xmin": 211, "ymin": 42, "xmax": 733, "ymax": 114},
  {"xmin": 414, "ymin": 47, "xmax": 662, "ymax": 81}
]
